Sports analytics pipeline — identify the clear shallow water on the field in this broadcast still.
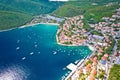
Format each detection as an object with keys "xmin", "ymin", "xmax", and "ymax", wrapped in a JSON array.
[{"xmin": 0, "ymin": 24, "xmax": 91, "ymax": 80}]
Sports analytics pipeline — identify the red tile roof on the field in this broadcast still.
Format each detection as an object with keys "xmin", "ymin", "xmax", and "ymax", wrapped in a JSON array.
[
  {"xmin": 104, "ymin": 53, "xmax": 109, "ymax": 57},
  {"xmin": 85, "ymin": 63, "xmax": 91, "ymax": 71}
]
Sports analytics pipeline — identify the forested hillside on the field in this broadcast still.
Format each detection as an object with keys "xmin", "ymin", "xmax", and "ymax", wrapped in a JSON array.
[
  {"xmin": 0, "ymin": 0, "xmax": 63, "ymax": 30},
  {"xmin": 54, "ymin": 0, "xmax": 120, "ymax": 17}
]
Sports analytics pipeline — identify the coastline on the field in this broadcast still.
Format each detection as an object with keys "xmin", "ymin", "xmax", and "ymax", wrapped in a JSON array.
[
  {"xmin": 56, "ymin": 29, "xmax": 78, "ymax": 47},
  {"xmin": 56, "ymin": 30, "xmax": 95, "ymax": 51},
  {"xmin": 56, "ymin": 34, "xmax": 77, "ymax": 47},
  {"xmin": 0, "ymin": 27, "xmax": 17, "ymax": 32},
  {"xmin": 0, "ymin": 22, "xmax": 59, "ymax": 32},
  {"xmin": 20, "ymin": 23, "xmax": 59, "ymax": 28},
  {"xmin": 56, "ymin": 35, "xmax": 86, "ymax": 47}
]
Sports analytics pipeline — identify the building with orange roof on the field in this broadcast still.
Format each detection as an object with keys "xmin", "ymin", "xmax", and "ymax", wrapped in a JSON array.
[
  {"xmin": 92, "ymin": 57, "xmax": 98, "ymax": 65},
  {"xmin": 114, "ymin": 51, "xmax": 118, "ymax": 56},
  {"xmin": 93, "ymin": 57, "xmax": 97, "ymax": 61},
  {"xmin": 104, "ymin": 53, "xmax": 109, "ymax": 57},
  {"xmin": 99, "ymin": 48, "xmax": 103, "ymax": 53},
  {"xmin": 91, "ymin": 69, "xmax": 97, "ymax": 76},
  {"xmin": 87, "ymin": 69, "xmax": 97, "ymax": 80},
  {"xmin": 85, "ymin": 63, "xmax": 91, "ymax": 71},
  {"xmin": 87, "ymin": 68, "xmax": 97, "ymax": 80}
]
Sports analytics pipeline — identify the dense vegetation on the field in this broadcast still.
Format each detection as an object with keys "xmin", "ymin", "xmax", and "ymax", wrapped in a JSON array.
[
  {"xmin": 104, "ymin": 36, "xmax": 115, "ymax": 54},
  {"xmin": 91, "ymin": 30, "xmax": 103, "ymax": 36},
  {"xmin": 83, "ymin": 20, "xmax": 92, "ymax": 31},
  {"xmin": 54, "ymin": 0, "xmax": 120, "ymax": 17},
  {"xmin": 117, "ymin": 39, "xmax": 120, "ymax": 50},
  {"xmin": 0, "ymin": 0, "xmax": 63, "ymax": 15},
  {"xmin": 53, "ymin": 3, "xmax": 86, "ymax": 17},
  {"xmin": 54, "ymin": 1, "xmax": 93, "ymax": 17},
  {"xmin": 0, "ymin": 11, "xmax": 32, "ymax": 30},
  {"xmin": 84, "ymin": 4, "xmax": 120, "ymax": 22},
  {"xmin": 108, "ymin": 64, "xmax": 120, "ymax": 80},
  {"xmin": 0, "ymin": 0, "xmax": 63, "ymax": 30}
]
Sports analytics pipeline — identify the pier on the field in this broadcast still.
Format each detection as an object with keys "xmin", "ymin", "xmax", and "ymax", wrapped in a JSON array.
[
  {"xmin": 64, "ymin": 47, "xmax": 95, "ymax": 80},
  {"xmin": 65, "ymin": 58, "xmax": 85, "ymax": 80}
]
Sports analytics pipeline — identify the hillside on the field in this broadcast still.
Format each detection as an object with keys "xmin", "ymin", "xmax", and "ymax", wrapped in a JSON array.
[
  {"xmin": 0, "ymin": 0, "xmax": 63, "ymax": 15},
  {"xmin": 84, "ymin": 4, "xmax": 120, "ymax": 22},
  {"xmin": 0, "ymin": 0, "xmax": 63, "ymax": 30},
  {"xmin": 0, "ymin": 11, "xmax": 32, "ymax": 30},
  {"xmin": 54, "ymin": 0, "xmax": 120, "ymax": 17}
]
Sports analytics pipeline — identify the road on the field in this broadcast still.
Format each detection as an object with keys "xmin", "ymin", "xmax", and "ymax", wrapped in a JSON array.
[
  {"xmin": 110, "ymin": 37, "xmax": 118, "ymax": 63},
  {"xmin": 106, "ymin": 37, "xmax": 118, "ymax": 80}
]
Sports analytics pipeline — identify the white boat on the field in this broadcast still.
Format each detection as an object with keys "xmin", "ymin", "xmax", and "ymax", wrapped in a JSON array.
[
  {"xmin": 68, "ymin": 54, "xmax": 70, "ymax": 56},
  {"xmin": 53, "ymin": 51, "xmax": 57, "ymax": 55},
  {"xmin": 17, "ymin": 40, "xmax": 20, "ymax": 43},
  {"xmin": 16, "ymin": 47, "xmax": 20, "ymax": 50},
  {"xmin": 30, "ymin": 52, "xmax": 34, "ymax": 55},
  {"xmin": 38, "ymin": 52, "xmax": 41, "ymax": 54},
  {"xmin": 34, "ymin": 44, "xmax": 38, "ymax": 48},
  {"xmin": 22, "ymin": 57, "xmax": 26, "ymax": 60}
]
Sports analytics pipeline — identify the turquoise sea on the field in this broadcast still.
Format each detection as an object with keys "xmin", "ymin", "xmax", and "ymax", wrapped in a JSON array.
[{"xmin": 0, "ymin": 24, "xmax": 91, "ymax": 80}]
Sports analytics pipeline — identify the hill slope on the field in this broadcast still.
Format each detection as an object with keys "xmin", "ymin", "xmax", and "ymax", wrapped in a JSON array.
[
  {"xmin": 0, "ymin": 0, "xmax": 63, "ymax": 30},
  {"xmin": 54, "ymin": 0, "xmax": 120, "ymax": 17},
  {"xmin": 0, "ymin": 11, "xmax": 32, "ymax": 30},
  {"xmin": 0, "ymin": 0, "xmax": 63, "ymax": 15}
]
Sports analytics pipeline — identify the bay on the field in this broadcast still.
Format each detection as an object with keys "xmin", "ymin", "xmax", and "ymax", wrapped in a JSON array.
[{"xmin": 0, "ymin": 24, "xmax": 91, "ymax": 80}]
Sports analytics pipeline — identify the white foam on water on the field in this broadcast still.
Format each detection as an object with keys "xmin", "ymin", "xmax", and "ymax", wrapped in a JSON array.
[{"xmin": 0, "ymin": 65, "xmax": 30, "ymax": 80}]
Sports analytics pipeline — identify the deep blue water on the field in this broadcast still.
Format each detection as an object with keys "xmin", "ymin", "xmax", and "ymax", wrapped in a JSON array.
[{"xmin": 0, "ymin": 24, "xmax": 91, "ymax": 80}]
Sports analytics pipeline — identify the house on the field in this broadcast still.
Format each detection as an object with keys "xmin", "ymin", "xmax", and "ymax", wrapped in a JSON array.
[
  {"xmin": 112, "ymin": 14, "xmax": 118, "ymax": 18},
  {"xmin": 116, "ymin": 32, "xmax": 120, "ymax": 37},
  {"xmin": 89, "ymin": 24, "xmax": 95, "ymax": 27},
  {"xmin": 102, "ymin": 17, "xmax": 110, "ymax": 21},
  {"xmin": 92, "ymin": 35, "xmax": 104, "ymax": 41},
  {"xmin": 109, "ymin": 18, "xmax": 116, "ymax": 21},
  {"xmin": 100, "ymin": 57, "xmax": 107, "ymax": 65}
]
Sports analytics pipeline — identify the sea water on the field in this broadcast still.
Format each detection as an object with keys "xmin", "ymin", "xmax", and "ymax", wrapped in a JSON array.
[{"xmin": 0, "ymin": 24, "xmax": 91, "ymax": 80}]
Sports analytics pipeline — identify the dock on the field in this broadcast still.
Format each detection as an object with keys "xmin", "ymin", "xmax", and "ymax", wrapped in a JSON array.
[
  {"xmin": 66, "ymin": 63, "xmax": 77, "ymax": 71},
  {"xmin": 65, "ymin": 59, "xmax": 85, "ymax": 80}
]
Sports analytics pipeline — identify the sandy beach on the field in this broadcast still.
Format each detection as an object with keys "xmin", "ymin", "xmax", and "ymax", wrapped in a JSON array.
[
  {"xmin": 0, "ymin": 28, "xmax": 16, "ymax": 32},
  {"xmin": 20, "ymin": 23, "xmax": 59, "ymax": 28},
  {"xmin": 0, "ymin": 22, "xmax": 60, "ymax": 32}
]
